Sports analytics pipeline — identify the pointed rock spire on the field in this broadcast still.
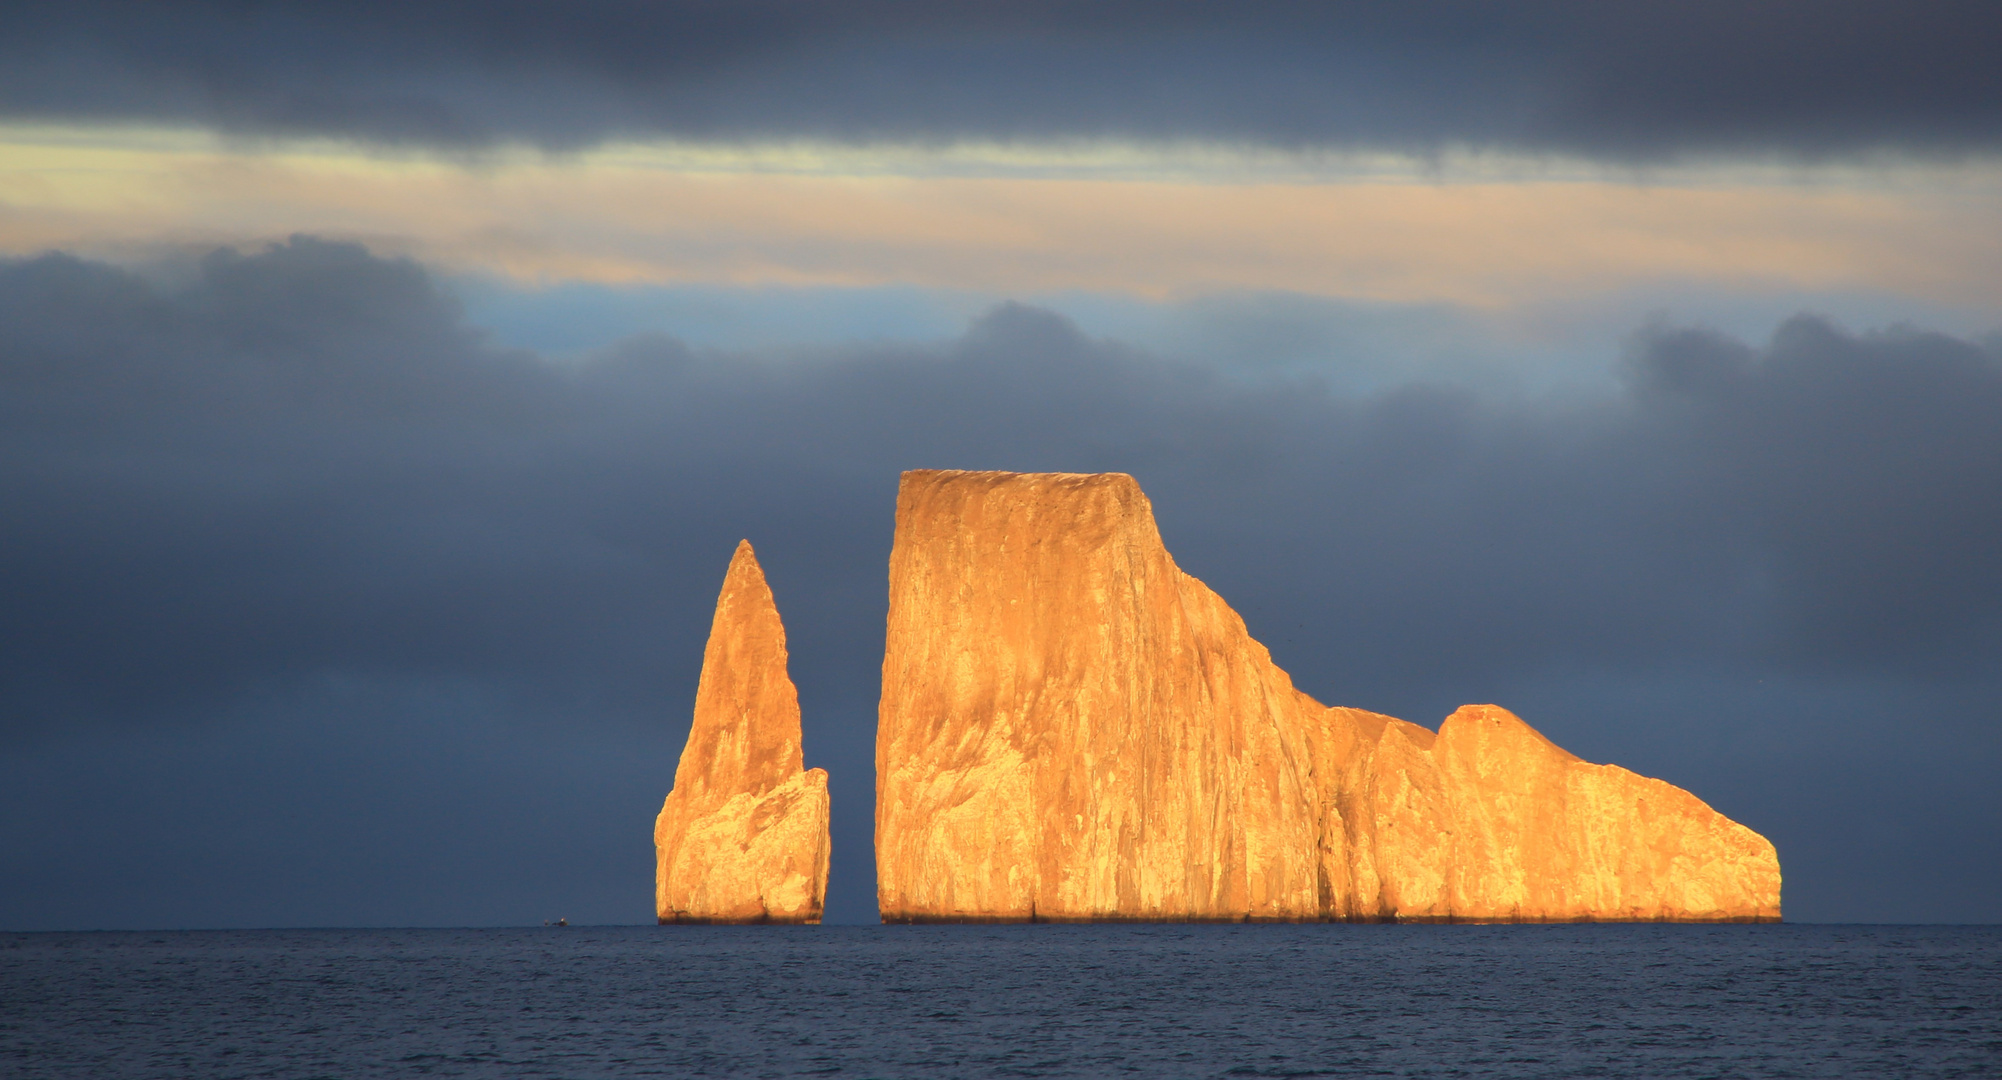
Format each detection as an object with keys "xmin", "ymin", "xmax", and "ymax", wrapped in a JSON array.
[{"xmin": 655, "ymin": 541, "xmax": 830, "ymax": 924}]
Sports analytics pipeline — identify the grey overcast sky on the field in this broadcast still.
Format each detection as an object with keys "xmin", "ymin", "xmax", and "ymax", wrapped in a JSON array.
[
  {"xmin": 5, "ymin": 1, "xmax": 2002, "ymax": 156},
  {"xmin": 2, "ymin": 2, "xmax": 1999, "ymax": 927}
]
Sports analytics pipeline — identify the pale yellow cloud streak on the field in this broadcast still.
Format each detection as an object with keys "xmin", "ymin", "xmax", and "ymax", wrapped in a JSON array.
[{"xmin": 3, "ymin": 126, "xmax": 1998, "ymax": 309}]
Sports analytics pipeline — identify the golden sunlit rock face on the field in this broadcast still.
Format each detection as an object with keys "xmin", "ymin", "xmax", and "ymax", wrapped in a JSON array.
[
  {"xmin": 875, "ymin": 470, "xmax": 1780, "ymax": 922},
  {"xmin": 655, "ymin": 541, "xmax": 830, "ymax": 924}
]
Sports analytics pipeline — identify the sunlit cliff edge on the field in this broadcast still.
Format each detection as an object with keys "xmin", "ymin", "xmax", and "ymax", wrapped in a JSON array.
[
  {"xmin": 874, "ymin": 470, "xmax": 1781, "ymax": 923},
  {"xmin": 655, "ymin": 540, "xmax": 830, "ymax": 924}
]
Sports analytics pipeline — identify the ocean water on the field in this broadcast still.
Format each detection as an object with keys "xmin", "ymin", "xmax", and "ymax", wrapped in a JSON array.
[{"xmin": 3, "ymin": 925, "xmax": 1997, "ymax": 1078}]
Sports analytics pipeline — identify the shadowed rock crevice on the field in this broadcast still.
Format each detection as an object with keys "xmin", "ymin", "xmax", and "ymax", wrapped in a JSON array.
[
  {"xmin": 875, "ymin": 470, "xmax": 1780, "ymax": 923},
  {"xmin": 655, "ymin": 540, "xmax": 830, "ymax": 924}
]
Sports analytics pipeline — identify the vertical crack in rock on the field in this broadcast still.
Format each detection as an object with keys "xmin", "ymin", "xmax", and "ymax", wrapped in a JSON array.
[
  {"xmin": 656, "ymin": 540, "xmax": 830, "ymax": 924},
  {"xmin": 875, "ymin": 470, "xmax": 1781, "ymax": 922}
]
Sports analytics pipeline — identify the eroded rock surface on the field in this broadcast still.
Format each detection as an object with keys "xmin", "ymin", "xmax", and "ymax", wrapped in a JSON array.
[
  {"xmin": 875, "ymin": 470, "xmax": 1780, "ymax": 922},
  {"xmin": 656, "ymin": 541, "xmax": 830, "ymax": 924}
]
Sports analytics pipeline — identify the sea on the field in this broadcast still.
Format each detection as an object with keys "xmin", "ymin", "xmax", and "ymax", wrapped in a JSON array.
[{"xmin": 3, "ymin": 924, "xmax": 1997, "ymax": 1078}]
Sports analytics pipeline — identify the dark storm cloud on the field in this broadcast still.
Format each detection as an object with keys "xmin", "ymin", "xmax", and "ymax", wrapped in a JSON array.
[
  {"xmin": 3, "ymin": 2, "xmax": 1999, "ymax": 157},
  {"xmin": 4, "ymin": 237, "xmax": 2001, "ymax": 739},
  {"xmin": 5, "ymin": 239, "xmax": 2002, "ymax": 925}
]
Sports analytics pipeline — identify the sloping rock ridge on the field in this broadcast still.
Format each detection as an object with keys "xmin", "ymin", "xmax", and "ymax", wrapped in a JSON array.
[
  {"xmin": 656, "ymin": 540, "xmax": 830, "ymax": 924},
  {"xmin": 875, "ymin": 470, "xmax": 1781, "ymax": 922}
]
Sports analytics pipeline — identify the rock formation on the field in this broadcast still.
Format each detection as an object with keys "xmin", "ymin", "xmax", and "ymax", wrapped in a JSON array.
[
  {"xmin": 656, "ymin": 540, "xmax": 830, "ymax": 924},
  {"xmin": 875, "ymin": 470, "xmax": 1780, "ymax": 922}
]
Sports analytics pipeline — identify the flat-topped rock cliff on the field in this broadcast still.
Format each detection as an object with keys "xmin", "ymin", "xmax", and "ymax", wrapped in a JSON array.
[
  {"xmin": 655, "ymin": 540, "xmax": 830, "ymax": 924},
  {"xmin": 875, "ymin": 470, "xmax": 1780, "ymax": 922}
]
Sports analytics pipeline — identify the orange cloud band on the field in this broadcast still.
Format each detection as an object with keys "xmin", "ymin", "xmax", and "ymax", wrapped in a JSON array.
[{"xmin": 3, "ymin": 129, "xmax": 1998, "ymax": 309}]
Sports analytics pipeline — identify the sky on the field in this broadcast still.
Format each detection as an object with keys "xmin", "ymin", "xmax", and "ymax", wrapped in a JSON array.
[{"xmin": 2, "ymin": 1, "xmax": 1999, "ymax": 928}]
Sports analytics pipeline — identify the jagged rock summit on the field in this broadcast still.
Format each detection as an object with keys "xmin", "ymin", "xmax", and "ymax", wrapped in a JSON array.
[
  {"xmin": 655, "ymin": 540, "xmax": 830, "ymax": 924},
  {"xmin": 875, "ymin": 470, "xmax": 1781, "ymax": 922}
]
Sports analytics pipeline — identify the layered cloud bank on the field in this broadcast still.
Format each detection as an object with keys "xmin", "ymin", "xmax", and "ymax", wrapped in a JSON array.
[
  {"xmin": 2, "ymin": 238, "xmax": 1998, "ymax": 923},
  {"xmin": 5, "ymin": 239, "xmax": 1996, "ymax": 725}
]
